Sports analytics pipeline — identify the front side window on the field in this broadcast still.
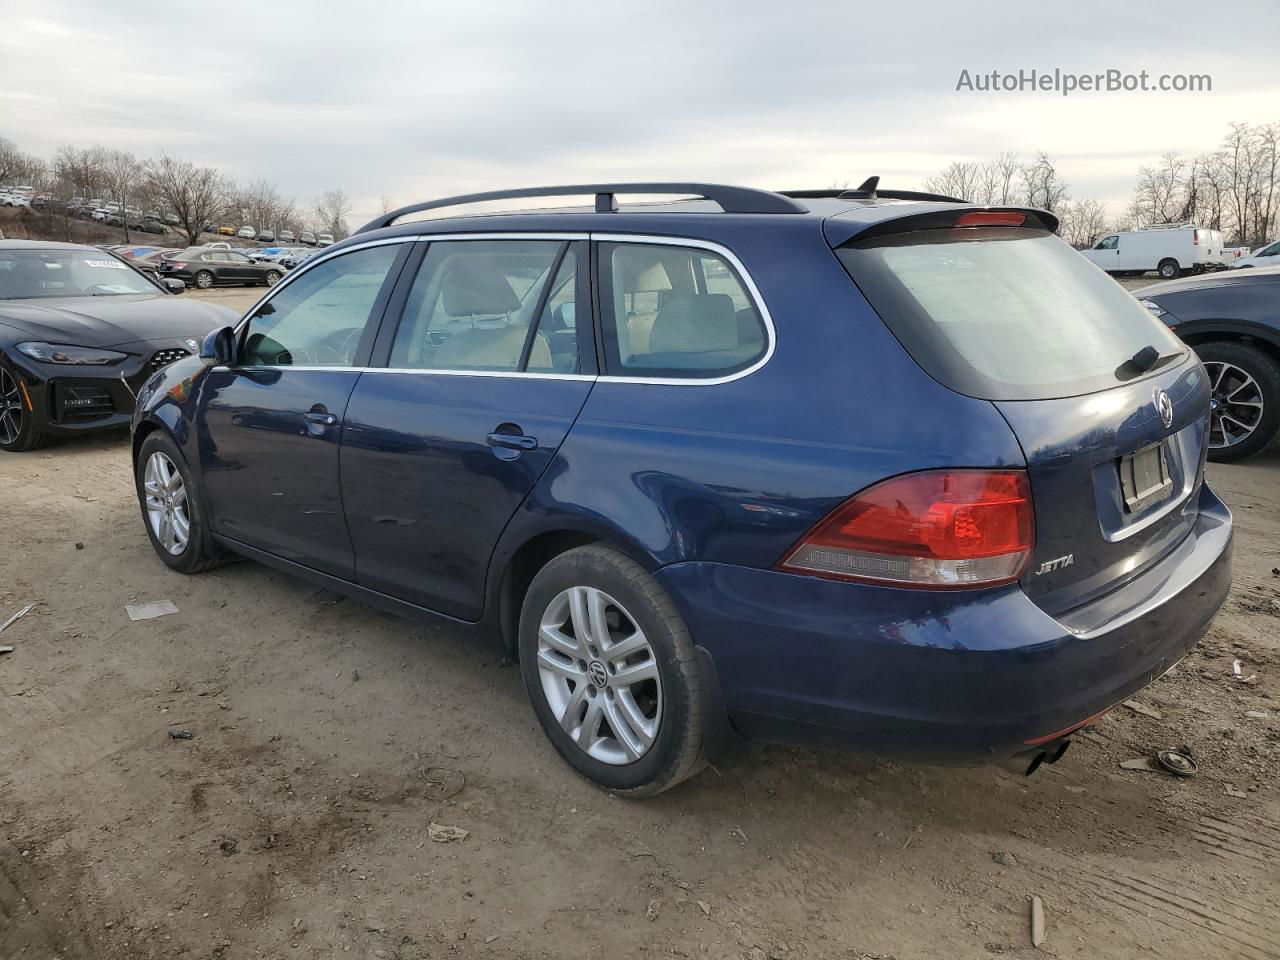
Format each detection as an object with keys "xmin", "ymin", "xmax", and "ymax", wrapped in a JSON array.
[
  {"xmin": 389, "ymin": 239, "xmax": 569, "ymax": 372},
  {"xmin": 1095, "ymin": 236, "xmax": 1119, "ymax": 250},
  {"xmin": 599, "ymin": 242, "xmax": 767, "ymax": 378},
  {"xmin": 240, "ymin": 244, "xmax": 401, "ymax": 367}
]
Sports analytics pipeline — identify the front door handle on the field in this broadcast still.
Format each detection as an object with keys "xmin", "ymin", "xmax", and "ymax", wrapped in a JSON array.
[
  {"xmin": 487, "ymin": 432, "xmax": 538, "ymax": 451},
  {"xmin": 306, "ymin": 411, "xmax": 337, "ymax": 426}
]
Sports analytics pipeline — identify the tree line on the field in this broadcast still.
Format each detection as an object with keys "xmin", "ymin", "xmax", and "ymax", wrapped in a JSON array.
[
  {"xmin": 0, "ymin": 136, "xmax": 354, "ymax": 246},
  {"xmin": 920, "ymin": 121, "xmax": 1279, "ymax": 249}
]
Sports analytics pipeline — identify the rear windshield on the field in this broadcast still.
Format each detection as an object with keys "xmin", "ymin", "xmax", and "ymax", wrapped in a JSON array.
[{"xmin": 836, "ymin": 228, "xmax": 1187, "ymax": 400}]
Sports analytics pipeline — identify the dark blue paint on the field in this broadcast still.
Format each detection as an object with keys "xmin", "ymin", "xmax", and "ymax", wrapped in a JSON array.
[
  {"xmin": 131, "ymin": 197, "xmax": 1234, "ymax": 765},
  {"xmin": 341, "ymin": 372, "xmax": 593, "ymax": 618},
  {"xmin": 197, "ymin": 367, "xmax": 361, "ymax": 577}
]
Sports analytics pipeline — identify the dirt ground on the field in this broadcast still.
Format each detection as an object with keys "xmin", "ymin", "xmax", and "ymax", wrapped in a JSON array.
[{"xmin": 1, "ymin": 285, "xmax": 1278, "ymax": 960}]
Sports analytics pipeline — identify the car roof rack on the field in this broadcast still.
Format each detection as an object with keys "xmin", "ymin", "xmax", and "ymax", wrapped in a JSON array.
[
  {"xmin": 780, "ymin": 176, "xmax": 967, "ymax": 205},
  {"xmin": 358, "ymin": 182, "xmax": 808, "ymax": 233}
]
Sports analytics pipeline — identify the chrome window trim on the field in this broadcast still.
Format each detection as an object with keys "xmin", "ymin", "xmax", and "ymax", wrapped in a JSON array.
[
  {"xmin": 589, "ymin": 232, "xmax": 776, "ymax": 387},
  {"xmin": 229, "ymin": 231, "xmax": 775, "ymax": 388},
  {"xmin": 232, "ymin": 232, "xmax": 588, "ymax": 333}
]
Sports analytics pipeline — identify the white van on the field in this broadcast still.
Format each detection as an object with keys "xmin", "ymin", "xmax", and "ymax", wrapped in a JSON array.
[{"xmin": 1082, "ymin": 225, "xmax": 1227, "ymax": 279}]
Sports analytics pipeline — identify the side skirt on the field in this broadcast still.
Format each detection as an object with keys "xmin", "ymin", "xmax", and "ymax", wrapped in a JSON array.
[{"xmin": 212, "ymin": 533, "xmax": 491, "ymax": 640}]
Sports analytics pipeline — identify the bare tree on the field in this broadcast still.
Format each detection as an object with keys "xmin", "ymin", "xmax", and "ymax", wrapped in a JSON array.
[
  {"xmin": 922, "ymin": 161, "xmax": 983, "ymax": 201},
  {"xmin": 103, "ymin": 150, "xmax": 144, "ymax": 242},
  {"xmin": 0, "ymin": 136, "xmax": 44, "ymax": 185},
  {"xmin": 379, "ymin": 194, "xmax": 396, "ymax": 215},
  {"xmin": 146, "ymin": 153, "xmax": 232, "ymax": 246},
  {"xmin": 52, "ymin": 144, "xmax": 109, "ymax": 200},
  {"xmin": 236, "ymin": 178, "xmax": 290, "ymax": 236},
  {"xmin": 1059, "ymin": 198, "xmax": 1109, "ymax": 248},
  {"xmin": 1021, "ymin": 152, "xmax": 1069, "ymax": 213},
  {"xmin": 315, "ymin": 188, "xmax": 352, "ymax": 239}
]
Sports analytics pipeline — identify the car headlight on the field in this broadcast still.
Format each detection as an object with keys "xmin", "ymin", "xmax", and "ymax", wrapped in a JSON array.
[
  {"xmin": 1139, "ymin": 299, "xmax": 1166, "ymax": 318},
  {"xmin": 15, "ymin": 342, "xmax": 129, "ymax": 365}
]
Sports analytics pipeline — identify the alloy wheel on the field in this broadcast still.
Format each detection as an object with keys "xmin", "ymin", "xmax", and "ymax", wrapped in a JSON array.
[
  {"xmin": 0, "ymin": 368, "xmax": 23, "ymax": 445},
  {"xmin": 536, "ymin": 586, "xmax": 662, "ymax": 765},
  {"xmin": 1205, "ymin": 360, "xmax": 1264, "ymax": 450},
  {"xmin": 143, "ymin": 451, "xmax": 191, "ymax": 555}
]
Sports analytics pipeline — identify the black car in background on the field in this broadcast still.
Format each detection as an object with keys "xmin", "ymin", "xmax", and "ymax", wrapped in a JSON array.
[
  {"xmin": 0, "ymin": 240, "xmax": 237, "ymax": 451},
  {"xmin": 1137, "ymin": 266, "xmax": 1280, "ymax": 461},
  {"xmin": 158, "ymin": 247, "xmax": 284, "ymax": 289}
]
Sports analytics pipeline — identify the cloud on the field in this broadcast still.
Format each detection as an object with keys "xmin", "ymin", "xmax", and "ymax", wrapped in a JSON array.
[{"xmin": 2, "ymin": 0, "xmax": 1278, "ymax": 224}]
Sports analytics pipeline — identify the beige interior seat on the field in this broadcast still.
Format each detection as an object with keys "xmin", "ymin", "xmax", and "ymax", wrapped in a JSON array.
[{"xmin": 433, "ymin": 325, "xmax": 551, "ymax": 371}]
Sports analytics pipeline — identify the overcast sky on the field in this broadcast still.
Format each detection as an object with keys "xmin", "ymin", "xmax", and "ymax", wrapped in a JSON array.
[{"xmin": 3, "ymin": 0, "xmax": 1278, "ymax": 227}]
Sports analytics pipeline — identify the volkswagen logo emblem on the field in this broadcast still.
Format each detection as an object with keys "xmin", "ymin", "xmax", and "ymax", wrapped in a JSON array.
[
  {"xmin": 588, "ymin": 660, "xmax": 609, "ymax": 688},
  {"xmin": 1155, "ymin": 389, "xmax": 1173, "ymax": 429}
]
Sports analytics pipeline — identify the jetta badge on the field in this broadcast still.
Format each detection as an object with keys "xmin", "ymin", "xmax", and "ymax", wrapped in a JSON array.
[
  {"xmin": 1035, "ymin": 554, "xmax": 1074, "ymax": 576},
  {"xmin": 1155, "ymin": 389, "xmax": 1173, "ymax": 429}
]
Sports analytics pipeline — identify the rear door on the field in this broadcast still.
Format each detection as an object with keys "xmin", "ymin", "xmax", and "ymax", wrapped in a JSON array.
[
  {"xmin": 836, "ymin": 218, "xmax": 1207, "ymax": 615},
  {"xmin": 341, "ymin": 236, "xmax": 593, "ymax": 619}
]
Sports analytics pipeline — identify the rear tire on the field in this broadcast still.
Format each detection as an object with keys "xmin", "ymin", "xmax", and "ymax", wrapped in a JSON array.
[
  {"xmin": 134, "ymin": 431, "xmax": 224, "ymax": 573},
  {"xmin": 1198, "ymin": 341, "xmax": 1280, "ymax": 462},
  {"xmin": 518, "ymin": 545, "xmax": 707, "ymax": 796},
  {"xmin": 1158, "ymin": 258, "xmax": 1181, "ymax": 280},
  {"xmin": 194, "ymin": 270, "xmax": 214, "ymax": 289},
  {"xmin": 0, "ymin": 362, "xmax": 50, "ymax": 453}
]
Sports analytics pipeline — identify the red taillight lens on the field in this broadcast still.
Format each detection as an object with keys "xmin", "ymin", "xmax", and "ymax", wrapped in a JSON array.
[
  {"xmin": 954, "ymin": 211, "xmax": 1026, "ymax": 228},
  {"xmin": 777, "ymin": 470, "xmax": 1034, "ymax": 588}
]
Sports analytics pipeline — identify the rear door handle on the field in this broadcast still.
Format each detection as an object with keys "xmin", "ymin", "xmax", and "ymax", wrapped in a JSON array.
[
  {"xmin": 486, "ymin": 432, "xmax": 538, "ymax": 451},
  {"xmin": 306, "ymin": 412, "xmax": 337, "ymax": 426}
]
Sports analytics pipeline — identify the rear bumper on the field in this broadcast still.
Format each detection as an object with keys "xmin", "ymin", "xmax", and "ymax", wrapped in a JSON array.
[{"xmin": 657, "ymin": 483, "xmax": 1232, "ymax": 765}]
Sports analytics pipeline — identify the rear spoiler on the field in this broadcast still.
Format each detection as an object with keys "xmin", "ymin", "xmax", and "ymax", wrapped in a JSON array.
[{"xmin": 827, "ymin": 207, "xmax": 1060, "ymax": 247}]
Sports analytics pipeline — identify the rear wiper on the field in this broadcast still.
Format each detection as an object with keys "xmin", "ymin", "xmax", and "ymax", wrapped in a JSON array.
[{"xmin": 1114, "ymin": 344, "xmax": 1179, "ymax": 381}]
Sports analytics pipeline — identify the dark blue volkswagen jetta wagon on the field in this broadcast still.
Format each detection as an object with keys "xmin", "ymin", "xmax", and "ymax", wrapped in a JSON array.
[{"xmin": 130, "ymin": 181, "xmax": 1232, "ymax": 794}]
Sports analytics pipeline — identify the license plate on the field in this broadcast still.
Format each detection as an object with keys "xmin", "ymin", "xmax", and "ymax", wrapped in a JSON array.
[{"xmin": 1120, "ymin": 440, "xmax": 1173, "ymax": 513}]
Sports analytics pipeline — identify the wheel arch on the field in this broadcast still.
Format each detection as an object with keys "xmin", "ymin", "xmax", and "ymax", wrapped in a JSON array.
[
  {"xmin": 487, "ymin": 518, "xmax": 661, "ymax": 660},
  {"xmin": 1180, "ymin": 322, "xmax": 1280, "ymax": 368}
]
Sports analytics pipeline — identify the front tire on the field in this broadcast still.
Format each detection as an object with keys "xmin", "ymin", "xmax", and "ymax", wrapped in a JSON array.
[
  {"xmin": 134, "ymin": 431, "xmax": 224, "ymax": 573},
  {"xmin": 518, "ymin": 545, "xmax": 707, "ymax": 796},
  {"xmin": 1198, "ymin": 342, "xmax": 1280, "ymax": 462},
  {"xmin": 0, "ymin": 363, "xmax": 50, "ymax": 453},
  {"xmin": 194, "ymin": 270, "xmax": 214, "ymax": 289},
  {"xmin": 264, "ymin": 270, "xmax": 281, "ymax": 287}
]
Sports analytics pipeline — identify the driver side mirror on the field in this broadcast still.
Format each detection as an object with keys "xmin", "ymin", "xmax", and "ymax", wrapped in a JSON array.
[
  {"xmin": 200, "ymin": 326, "xmax": 236, "ymax": 367},
  {"xmin": 162, "ymin": 277, "xmax": 186, "ymax": 295}
]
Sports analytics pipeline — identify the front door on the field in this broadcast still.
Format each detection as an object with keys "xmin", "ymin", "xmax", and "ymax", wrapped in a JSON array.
[
  {"xmin": 341, "ymin": 237, "xmax": 593, "ymax": 618},
  {"xmin": 197, "ymin": 242, "xmax": 409, "ymax": 578}
]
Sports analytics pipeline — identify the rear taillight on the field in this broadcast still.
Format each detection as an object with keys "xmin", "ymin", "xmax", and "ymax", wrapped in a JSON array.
[{"xmin": 776, "ymin": 470, "xmax": 1034, "ymax": 589}]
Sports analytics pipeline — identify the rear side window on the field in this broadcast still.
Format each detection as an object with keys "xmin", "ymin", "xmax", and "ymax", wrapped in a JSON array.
[
  {"xmin": 836, "ymin": 228, "xmax": 1187, "ymax": 400},
  {"xmin": 599, "ymin": 242, "xmax": 767, "ymax": 379}
]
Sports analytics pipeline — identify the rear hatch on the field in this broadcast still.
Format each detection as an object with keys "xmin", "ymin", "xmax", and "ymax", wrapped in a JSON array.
[{"xmin": 833, "ymin": 211, "xmax": 1209, "ymax": 615}]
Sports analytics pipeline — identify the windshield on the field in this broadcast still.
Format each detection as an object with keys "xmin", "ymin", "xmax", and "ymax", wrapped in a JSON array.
[
  {"xmin": 836, "ymin": 227, "xmax": 1188, "ymax": 400},
  {"xmin": 0, "ymin": 249, "xmax": 158, "ymax": 300}
]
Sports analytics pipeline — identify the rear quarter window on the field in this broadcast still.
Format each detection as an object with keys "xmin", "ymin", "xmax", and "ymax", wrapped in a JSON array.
[{"xmin": 836, "ymin": 228, "xmax": 1188, "ymax": 400}]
